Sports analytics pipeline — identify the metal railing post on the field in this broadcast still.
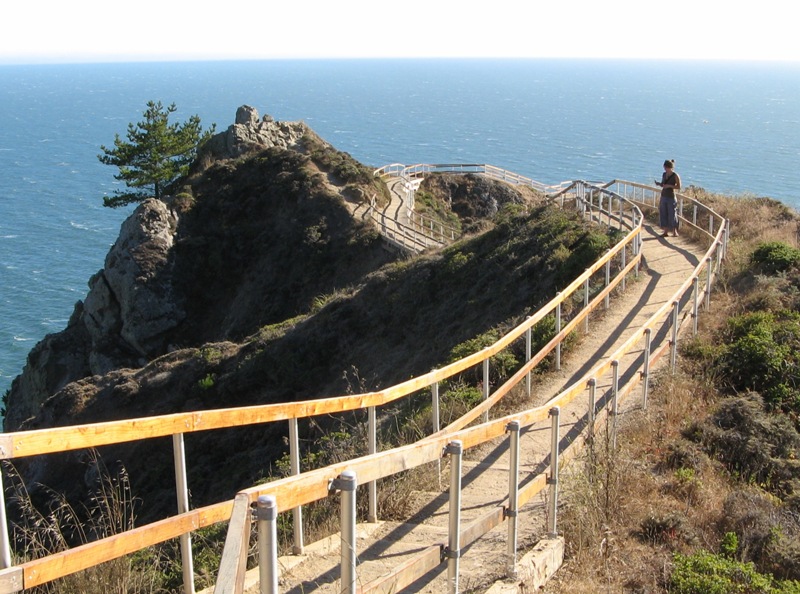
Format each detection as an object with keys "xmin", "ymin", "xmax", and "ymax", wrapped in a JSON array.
[
  {"xmin": 604, "ymin": 252, "xmax": 611, "ymax": 309},
  {"xmin": 525, "ymin": 319, "xmax": 532, "ymax": 398},
  {"xmin": 368, "ymin": 406, "xmax": 377, "ymax": 523},
  {"xmin": 621, "ymin": 244, "xmax": 627, "ymax": 292},
  {"xmin": 256, "ymin": 495, "xmax": 279, "ymax": 594},
  {"xmin": 336, "ymin": 470, "xmax": 357, "ymax": 594},
  {"xmin": 642, "ymin": 328, "xmax": 652, "ymax": 410},
  {"xmin": 446, "ymin": 441, "xmax": 463, "ymax": 594},
  {"xmin": 634, "ymin": 213, "xmax": 641, "ymax": 278},
  {"xmin": 611, "ymin": 361, "xmax": 620, "ymax": 449},
  {"xmin": 432, "ymin": 378, "xmax": 443, "ymax": 487},
  {"xmin": 431, "ymin": 378, "xmax": 440, "ymax": 433},
  {"xmin": 587, "ymin": 378, "xmax": 597, "ymax": 473},
  {"xmin": 705, "ymin": 257, "xmax": 713, "ymax": 311},
  {"xmin": 692, "ymin": 277, "xmax": 700, "ymax": 337},
  {"xmin": 0, "ymin": 469, "xmax": 12, "ymax": 569},
  {"xmin": 506, "ymin": 421, "xmax": 521, "ymax": 578},
  {"xmin": 547, "ymin": 407, "xmax": 560, "ymax": 538},
  {"xmin": 289, "ymin": 418, "xmax": 304, "ymax": 554},
  {"xmin": 482, "ymin": 357, "xmax": 490, "ymax": 423},
  {"xmin": 172, "ymin": 433, "xmax": 195, "ymax": 594},
  {"xmin": 670, "ymin": 301, "xmax": 679, "ymax": 373},
  {"xmin": 555, "ymin": 297, "xmax": 562, "ymax": 371},
  {"xmin": 583, "ymin": 276, "xmax": 590, "ymax": 334}
]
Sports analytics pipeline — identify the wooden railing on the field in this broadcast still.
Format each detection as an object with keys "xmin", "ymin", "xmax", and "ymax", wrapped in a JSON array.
[{"xmin": 0, "ymin": 172, "xmax": 727, "ymax": 594}]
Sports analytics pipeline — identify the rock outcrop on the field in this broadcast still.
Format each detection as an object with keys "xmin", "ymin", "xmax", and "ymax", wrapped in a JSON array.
[
  {"xmin": 5, "ymin": 199, "xmax": 180, "ymax": 429},
  {"xmin": 203, "ymin": 105, "xmax": 308, "ymax": 159}
]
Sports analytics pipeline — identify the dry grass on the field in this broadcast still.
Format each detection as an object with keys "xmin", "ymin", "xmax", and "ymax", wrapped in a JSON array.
[
  {"xmin": 544, "ymin": 190, "xmax": 800, "ymax": 592},
  {"xmin": 549, "ymin": 372, "xmax": 732, "ymax": 593}
]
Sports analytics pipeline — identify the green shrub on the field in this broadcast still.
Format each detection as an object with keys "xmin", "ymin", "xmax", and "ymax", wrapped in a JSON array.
[
  {"xmin": 197, "ymin": 373, "xmax": 215, "ymax": 390},
  {"xmin": 687, "ymin": 395, "xmax": 800, "ymax": 499},
  {"xmin": 714, "ymin": 310, "xmax": 800, "ymax": 414},
  {"xmin": 444, "ymin": 383, "xmax": 484, "ymax": 408},
  {"xmin": 752, "ymin": 241, "xmax": 800, "ymax": 274},
  {"xmin": 721, "ymin": 531, "xmax": 739, "ymax": 558},
  {"xmin": 670, "ymin": 549, "xmax": 800, "ymax": 593},
  {"xmin": 448, "ymin": 329, "xmax": 519, "ymax": 385}
]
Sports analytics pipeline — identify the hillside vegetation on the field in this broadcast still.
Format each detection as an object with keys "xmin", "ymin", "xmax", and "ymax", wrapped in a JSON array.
[{"xmin": 549, "ymin": 191, "xmax": 800, "ymax": 593}]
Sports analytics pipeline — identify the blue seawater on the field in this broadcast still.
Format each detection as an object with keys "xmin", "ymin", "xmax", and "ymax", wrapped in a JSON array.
[{"xmin": 1, "ymin": 58, "xmax": 799, "ymax": 398}]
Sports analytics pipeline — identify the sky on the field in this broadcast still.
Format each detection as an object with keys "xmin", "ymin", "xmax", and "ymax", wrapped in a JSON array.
[{"xmin": 2, "ymin": 0, "xmax": 798, "ymax": 64}]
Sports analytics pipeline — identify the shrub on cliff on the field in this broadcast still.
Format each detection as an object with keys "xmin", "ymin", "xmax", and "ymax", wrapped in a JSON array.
[{"xmin": 751, "ymin": 241, "xmax": 800, "ymax": 274}]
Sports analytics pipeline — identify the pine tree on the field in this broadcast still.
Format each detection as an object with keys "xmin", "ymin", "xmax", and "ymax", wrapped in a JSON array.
[{"xmin": 98, "ymin": 101, "xmax": 215, "ymax": 208}]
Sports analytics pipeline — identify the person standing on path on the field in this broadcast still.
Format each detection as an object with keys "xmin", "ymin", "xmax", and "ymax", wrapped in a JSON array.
[{"xmin": 657, "ymin": 159, "xmax": 681, "ymax": 237}]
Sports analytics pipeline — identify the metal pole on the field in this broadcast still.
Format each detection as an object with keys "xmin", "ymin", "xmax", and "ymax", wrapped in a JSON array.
[
  {"xmin": 587, "ymin": 378, "xmax": 597, "ymax": 436},
  {"xmin": 525, "ymin": 320, "xmax": 532, "ymax": 398},
  {"xmin": 555, "ymin": 297, "xmax": 562, "ymax": 371},
  {"xmin": 547, "ymin": 407, "xmax": 560, "ymax": 538},
  {"xmin": 611, "ymin": 360, "xmax": 620, "ymax": 449},
  {"xmin": 482, "ymin": 358, "xmax": 490, "ymax": 424},
  {"xmin": 256, "ymin": 495, "xmax": 279, "ymax": 594},
  {"xmin": 670, "ymin": 301, "xmax": 679, "ymax": 373},
  {"xmin": 172, "ymin": 433, "xmax": 195, "ymax": 594},
  {"xmin": 368, "ymin": 406, "xmax": 377, "ymax": 523},
  {"xmin": 289, "ymin": 418, "xmax": 304, "ymax": 554},
  {"xmin": 506, "ymin": 421, "xmax": 521, "ymax": 578},
  {"xmin": 432, "ymin": 378, "xmax": 440, "ymax": 432},
  {"xmin": 705, "ymin": 257, "xmax": 713, "ymax": 311},
  {"xmin": 692, "ymin": 277, "xmax": 700, "ymax": 337},
  {"xmin": 338, "ymin": 470, "xmax": 358, "ymax": 594},
  {"xmin": 634, "ymin": 213, "xmax": 641, "ymax": 279},
  {"xmin": 621, "ymin": 244, "xmax": 627, "ymax": 292},
  {"xmin": 446, "ymin": 441, "xmax": 463, "ymax": 594},
  {"xmin": 0, "ymin": 469, "xmax": 12, "ymax": 569},
  {"xmin": 432, "ymin": 379, "xmax": 442, "ymax": 488},
  {"xmin": 583, "ymin": 276, "xmax": 590, "ymax": 334},
  {"xmin": 604, "ymin": 253, "xmax": 611, "ymax": 310},
  {"xmin": 642, "ymin": 328, "xmax": 652, "ymax": 410}
]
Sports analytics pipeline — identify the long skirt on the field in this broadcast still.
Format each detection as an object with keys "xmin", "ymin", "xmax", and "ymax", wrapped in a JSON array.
[{"xmin": 659, "ymin": 195, "xmax": 678, "ymax": 229}]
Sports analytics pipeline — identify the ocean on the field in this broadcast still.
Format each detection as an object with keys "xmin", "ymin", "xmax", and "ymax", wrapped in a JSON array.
[{"xmin": 1, "ymin": 58, "xmax": 799, "ymax": 398}]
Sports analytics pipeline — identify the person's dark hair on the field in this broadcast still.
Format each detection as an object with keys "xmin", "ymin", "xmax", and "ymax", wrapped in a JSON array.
[{"xmin": 664, "ymin": 159, "xmax": 675, "ymax": 168}]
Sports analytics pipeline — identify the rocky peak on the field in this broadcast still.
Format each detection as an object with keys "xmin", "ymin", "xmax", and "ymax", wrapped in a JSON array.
[{"xmin": 204, "ymin": 105, "xmax": 308, "ymax": 159}]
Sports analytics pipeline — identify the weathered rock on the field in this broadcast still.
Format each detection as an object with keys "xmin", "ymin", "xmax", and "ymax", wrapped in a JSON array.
[
  {"xmin": 5, "ymin": 199, "xmax": 182, "ymax": 430},
  {"xmin": 205, "ymin": 105, "xmax": 308, "ymax": 159},
  {"xmin": 95, "ymin": 198, "xmax": 182, "ymax": 358}
]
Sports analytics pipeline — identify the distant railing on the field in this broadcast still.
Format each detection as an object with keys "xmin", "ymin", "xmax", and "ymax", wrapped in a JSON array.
[
  {"xmin": 371, "ymin": 163, "xmax": 571, "ymax": 253},
  {"xmin": 0, "ymin": 173, "xmax": 727, "ymax": 594}
]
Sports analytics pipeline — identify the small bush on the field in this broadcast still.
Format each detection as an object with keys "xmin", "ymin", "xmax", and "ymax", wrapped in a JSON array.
[
  {"xmin": 752, "ymin": 241, "xmax": 800, "ymax": 274},
  {"xmin": 713, "ymin": 310, "xmax": 800, "ymax": 415},
  {"xmin": 670, "ymin": 549, "xmax": 800, "ymax": 593},
  {"xmin": 687, "ymin": 394, "xmax": 800, "ymax": 498},
  {"xmin": 638, "ymin": 511, "xmax": 694, "ymax": 546},
  {"xmin": 448, "ymin": 329, "xmax": 519, "ymax": 386}
]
